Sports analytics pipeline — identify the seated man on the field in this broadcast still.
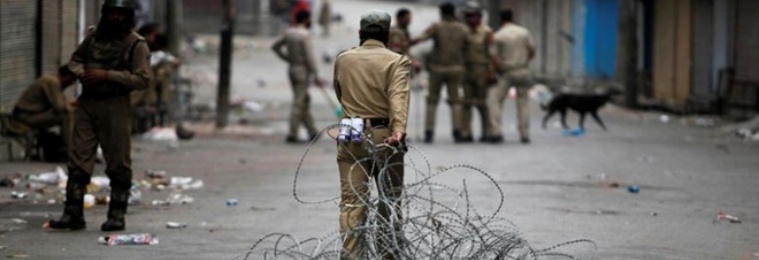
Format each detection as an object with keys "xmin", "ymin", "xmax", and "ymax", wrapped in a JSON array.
[{"xmin": 10, "ymin": 65, "xmax": 76, "ymax": 160}]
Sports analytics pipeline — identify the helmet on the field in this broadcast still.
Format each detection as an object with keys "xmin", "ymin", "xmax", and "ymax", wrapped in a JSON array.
[
  {"xmin": 462, "ymin": 1, "xmax": 482, "ymax": 15},
  {"xmin": 103, "ymin": 0, "xmax": 137, "ymax": 10}
]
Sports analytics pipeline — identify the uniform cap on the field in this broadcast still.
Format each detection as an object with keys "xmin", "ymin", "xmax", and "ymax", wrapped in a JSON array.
[
  {"xmin": 103, "ymin": 0, "xmax": 137, "ymax": 10},
  {"xmin": 360, "ymin": 10, "xmax": 391, "ymax": 33}
]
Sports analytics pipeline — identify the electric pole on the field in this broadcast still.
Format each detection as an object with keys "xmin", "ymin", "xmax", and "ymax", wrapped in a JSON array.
[
  {"xmin": 616, "ymin": 0, "xmax": 639, "ymax": 108},
  {"xmin": 216, "ymin": 0, "xmax": 236, "ymax": 128}
]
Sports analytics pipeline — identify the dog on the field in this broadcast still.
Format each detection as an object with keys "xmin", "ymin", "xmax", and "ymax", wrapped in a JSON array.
[{"xmin": 541, "ymin": 89, "xmax": 621, "ymax": 131}]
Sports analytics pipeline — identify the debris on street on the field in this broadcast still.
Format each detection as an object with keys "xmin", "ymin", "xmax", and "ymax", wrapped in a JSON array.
[
  {"xmin": 563, "ymin": 128, "xmax": 585, "ymax": 137},
  {"xmin": 10, "ymin": 191, "xmax": 27, "ymax": 200},
  {"xmin": 226, "ymin": 199, "xmax": 238, "ymax": 207},
  {"xmin": 627, "ymin": 185, "xmax": 640, "ymax": 194},
  {"xmin": 717, "ymin": 212, "xmax": 742, "ymax": 224},
  {"xmin": 166, "ymin": 222, "xmax": 187, "ymax": 229},
  {"xmin": 98, "ymin": 233, "xmax": 159, "ymax": 246}
]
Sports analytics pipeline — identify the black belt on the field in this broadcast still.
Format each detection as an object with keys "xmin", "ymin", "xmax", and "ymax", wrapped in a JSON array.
[{"xmin": 344, "ymin": 118, "xmax": 389, "ymax": 127}]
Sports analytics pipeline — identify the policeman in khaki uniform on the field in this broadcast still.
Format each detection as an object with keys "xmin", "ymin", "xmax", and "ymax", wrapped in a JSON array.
[
  {"xmin": 272, "ymin": 10, "xmax": 323, "ymax": 143},
  {"xmin": 460, "ymin": 4, "xmax": 494, "ymax": 142},
  {"xmin": 411, "ymin": 2, "xmax": 469, "ymax": 143},
  {"xmin": 10, "ymin": 66, "xmax": 77, "ymax": 155},
  {"xmin": 388, "ymin": 9, "xmax": 412, "ymax": 55},
  {"xmin": 49, "ymin": 0, "xmax": 152, "ymax": 232},
  {"xmin": 333, "ymin": 11, "xmax": 411, "ymax": 259},
  {"xmin": 488, "ymin": 9, "xmax": 536, "ymax": 144}
]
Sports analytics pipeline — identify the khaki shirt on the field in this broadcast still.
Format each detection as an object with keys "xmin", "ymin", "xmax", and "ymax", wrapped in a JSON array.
[
  {"xmin": 333, "ymin": 40, "xmax": 411, "ymax": 133},
  {"xmin": 14, "ymin": 75, "xmax": 67, "ymax": 113},
  {"xmin": 493, "ymin": 23, "xmax": 535, "ymax": 72},
  {"xmin": 465, "ymin": 24, "xmax": 493, "ymax": 65},
  {"xmin": 271, "ymin": 25, "xmax": 318, "ymax": 75},
  {"xmin": 416, "ymin": 18, "xmax": 469, "ymax": 68},
  {"xmin": 388, "ymin": 25, "xmax": 411, "ymax": 55},
  {"xmin": 69, "ymin": 29, "xmax": 152, "ymax": 97}
]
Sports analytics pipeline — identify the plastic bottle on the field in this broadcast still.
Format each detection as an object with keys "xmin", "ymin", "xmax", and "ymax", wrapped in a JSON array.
[
  {"xmin": 337, "ymin": 118, "xmax": 352, "ymax": 143},
  {"xmin": 98, "ymin": 233, "xmax": 159, "ymax": 246},
  {"xmin": 350, "ymin": 117, "xmax": 364, "ymax": 143}
]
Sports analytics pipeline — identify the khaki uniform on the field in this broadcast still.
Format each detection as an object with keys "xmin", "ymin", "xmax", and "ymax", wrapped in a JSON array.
[
  {"xmin": 334, "ymin": 39, "xmax": 411, "ymax": 259},
  {"xmin": 489, "ymin": 23, "xmax": 534, "ymax": 139},
  {"xmin": 388, "ymin": 25, "xmax": 411, "ymax": 55},
  {"xmin": 462, "ymin": 24, "xmax": 493, "ymax": 139},
  {"xmin": 66, "ymin": 29, "xmax": 152, "ymax": 222},
  {"xmin": 272, "ymin": 25, "xmax": 319, "ymax": 138},
  {"xmin": 12, "ymin": 75, "xmax": 73, "ymax": 150},
  {"xmin": 415, "ymin": 17, "xmax": 468, "ymax": 137}
]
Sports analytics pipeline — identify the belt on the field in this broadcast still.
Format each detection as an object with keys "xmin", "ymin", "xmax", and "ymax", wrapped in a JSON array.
[
  {"xmin": 344, "ymin": 118, "xmax": 389, "ymax": 127},
  {"xmin": 366, "ymin": 118, "xmax": 389, "ymax": 127}
]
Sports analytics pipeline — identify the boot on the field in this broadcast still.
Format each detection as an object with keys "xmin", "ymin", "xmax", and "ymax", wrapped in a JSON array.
[
  {"xmin": 423, "ymin": 130, "xmax": 434, "ymax": 144},
  {"xmin": 48, "ymin": 172, "xmax": 87, "ymax": 230},
  {"xmin": 452, "ymin": 129, "xmax": 462, "ymax": 142},
  {"xmin": 101, "ymin": 185, "xmax": 129, "ymax": 232}
]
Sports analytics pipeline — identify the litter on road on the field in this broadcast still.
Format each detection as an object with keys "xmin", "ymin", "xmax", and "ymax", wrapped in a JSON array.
[{"xmin": 98, "ymin": 233, "xmax": 159, "ymax": 246}]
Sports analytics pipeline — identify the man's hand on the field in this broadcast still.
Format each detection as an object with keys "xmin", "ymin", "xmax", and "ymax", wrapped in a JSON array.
[
  {"xmin": 384, "ymin": 131, "xmax": 406, "ymax": 147},
  {"xmin": 82, "ymin": 69, "xmax": 109, "ymax": 85},
  {"xmin": 314, "ymin": 78, "xmax": 324, "ymax": 88}
]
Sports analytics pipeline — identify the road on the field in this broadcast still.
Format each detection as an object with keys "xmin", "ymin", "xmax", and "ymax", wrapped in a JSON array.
[{"xmin": 1, "ymin": 0, "xmax": 758, "ymax": 259}]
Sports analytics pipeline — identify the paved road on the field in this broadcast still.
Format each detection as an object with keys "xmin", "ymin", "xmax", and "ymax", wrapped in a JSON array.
[{"xmin": 2, "ymin": 0, "xmax": 758, "ymax": 259}]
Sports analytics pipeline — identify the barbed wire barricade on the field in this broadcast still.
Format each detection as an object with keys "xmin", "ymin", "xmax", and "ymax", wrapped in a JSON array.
[{"xmin": 238, "ymin": 124, "xmax": 597, "ymax": 260}]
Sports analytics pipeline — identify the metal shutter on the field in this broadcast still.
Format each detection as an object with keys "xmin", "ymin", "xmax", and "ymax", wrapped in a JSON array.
[
  {"xmin": 0, "ymin": 0, "xmax": 39, "ymax": 112},
  {"xmin": 41, "ymin": 0, "xmax": 62, "ymax": 75}
]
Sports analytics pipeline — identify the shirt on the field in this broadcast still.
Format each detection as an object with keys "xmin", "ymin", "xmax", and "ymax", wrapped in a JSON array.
[
  {"xmin": 492, "ymin": 23, "xmax": 535, "ymax": 71},
  {"xmin": 333, "ymin": 40, "xmax": 411, "ymax": 133},
  {"xmin": 271, "ymin": 25, "xmax": 318, "ymax": 75},
  {"xmin": 14, "ymin": 75, "xmax": 67, "ymax": 113}
]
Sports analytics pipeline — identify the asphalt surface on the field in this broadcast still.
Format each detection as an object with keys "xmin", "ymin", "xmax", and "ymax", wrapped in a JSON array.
[{"xmin": 1, "ymin": 0, "xmax": 758, "ymax": 259}]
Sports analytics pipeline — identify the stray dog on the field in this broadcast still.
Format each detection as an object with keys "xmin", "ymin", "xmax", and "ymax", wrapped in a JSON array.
[{"xmin": 541, "ymin": 89, "xmax": 621, "ymax": 131}]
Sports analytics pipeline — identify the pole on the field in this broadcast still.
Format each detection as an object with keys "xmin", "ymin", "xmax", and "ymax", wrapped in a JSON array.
[
  {"xmin": 216, "ymin": 0, "xmax": 237, "ymax": 128},
  {"xmin": 616, "ymin": 0, "xmax": 639, "ymax": 108},
  {"xmin": 166, "ymin": 0, "xmax": 183, "ymax": 55}
]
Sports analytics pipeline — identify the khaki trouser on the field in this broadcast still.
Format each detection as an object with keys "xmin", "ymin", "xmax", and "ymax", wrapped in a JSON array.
[
  {"xmin": 461, "ymin": 64, "xmax": 491, "ymax": 139},
  {"xmin": 337, "ymin": 127, "xmax": 404, "ymax": 260},
  {"xmin": 288, "ymin": 66, "xmax": 317, "ymax": 137},
  {"xmin": 15, "ymin": 109, "xmax": 73, "ymax": 150},
  {"xmin": 425, "ymin": 66, "xmax": 464, "ymax": 133},
  {"xmin": 488, "ymin": 70, "xmax": 532, "ymax": 139},
  {"xmin": 68, "ymin": 95, "xmax": 133, "ymax": 194}
]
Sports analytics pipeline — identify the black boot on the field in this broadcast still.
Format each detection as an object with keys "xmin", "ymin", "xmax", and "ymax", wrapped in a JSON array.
[
  {"xmin": 48, "ymin": 170, "xmax": 87, "ymax": 230},
  {"xmin": 452, "ymin": 130, "xmax": 462, "ymax": 142},
  {"xmin": 423, "ymin": 130, "xmax": 434, "ymax": 144},
  {"xmin": 101, "ymin": 185, "xmax": 129, "ymax": 232}
]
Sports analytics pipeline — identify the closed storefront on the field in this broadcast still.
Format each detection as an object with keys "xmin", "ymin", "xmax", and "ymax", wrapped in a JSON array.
[{"xmin": 0, "ymin": 0, "xmax": 39, "ymax": 111}]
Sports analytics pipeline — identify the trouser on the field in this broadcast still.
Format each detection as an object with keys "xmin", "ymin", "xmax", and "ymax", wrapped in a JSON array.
[
  {"xmin": 337, "ymin": 127, "xmax": 405, "ymax": 260},
  {"xmin": 425, "ymin": 67, "xmax": 464, "ymax": 133},
  {"xmin": 14, "ymin": 109, "xmax": 73, "ymax": 153},
  {"xmin": 488, "ymin": 71, "xmax": 532, "ymax": 139},
  {"xmin": 66, "ymin": 95, "xmax": 133, "ymax": 220},
  {"xmin": 288, "ymin": 66, "xmax": 317, "ymax": 137},
  {"xmin": 461, "ymin": 65, "xmax": 491, "ymax": 139}
]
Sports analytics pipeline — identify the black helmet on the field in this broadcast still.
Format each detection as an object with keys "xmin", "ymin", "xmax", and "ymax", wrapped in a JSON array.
[{"xmin": 103, "ymin": 0, "xmax": 137, "ymax": 10}]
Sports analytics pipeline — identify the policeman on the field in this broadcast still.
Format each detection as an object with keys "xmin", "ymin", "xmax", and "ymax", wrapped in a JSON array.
[
  {"xmin": 11, "ymin": 66, "xmax": 77, "ymax": 155},
  {"xmin": 333, "ymin": 11, "xmax": 410, "ymax": 259},
  {"xmin": 488, "ymin": 9, "xmax": 536, "ymax": 144},
  {"xmin": 411, "ymin": 2, "xmax": 469, "ymax": 143},
  {"xmin": 388, "ymin": 8, "xmax": 412, "ymax": 55},
  {"xmin": 460, "ymin": 4, "xmax": 494, "ymax": 142},
  {"xmin": 272, "ymin": 10, "xmax": 323, "ymax": 143},
  {"xmin": 49, "ymin": 0, "xmax": 152, "ymax": 231}
]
